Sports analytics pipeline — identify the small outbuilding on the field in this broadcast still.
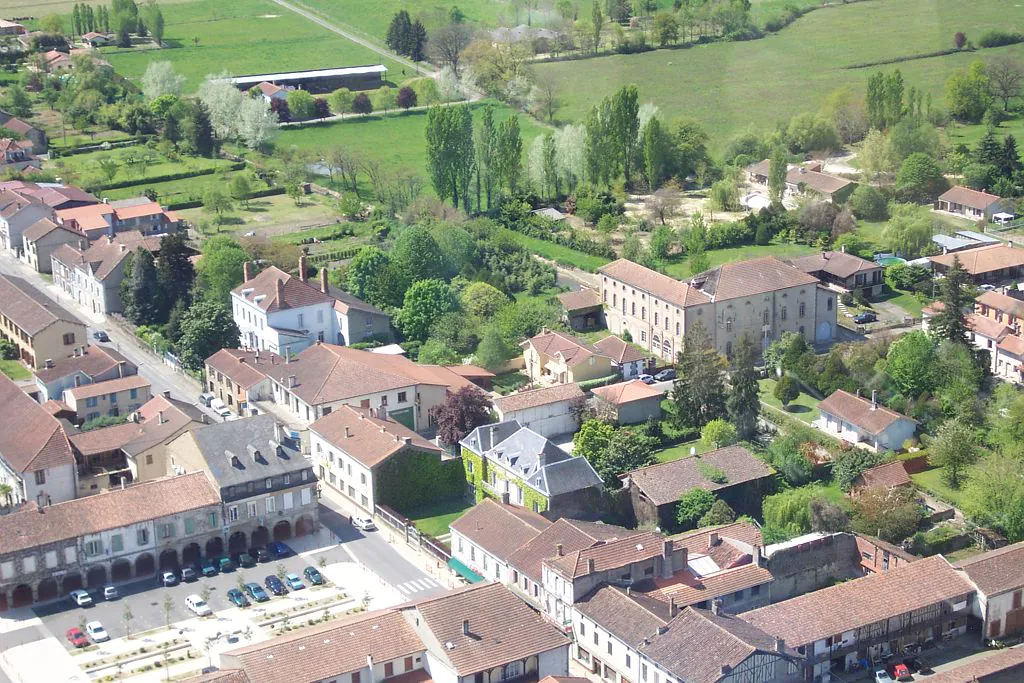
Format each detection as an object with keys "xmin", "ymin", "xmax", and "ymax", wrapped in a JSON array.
[
  {"xmin": 590, "ymin": 379, "xmax": 663, "ymax": 425},
  {"xmin": 815, "ymin": 390, "xmax": 917, "ymax": 452}
]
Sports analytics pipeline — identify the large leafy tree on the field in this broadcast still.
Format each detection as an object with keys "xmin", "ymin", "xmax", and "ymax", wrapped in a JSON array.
[
  {"xmin": 430, "ymin": 386, "xmax": 491, "ymax": 447},
  {"xmin": 347, "ymin": 246, "xmax": 405, "ymax": 310},
  {"xmin": 460, "ymin": 282, "xmax": 509, "ymax": 319},
  {"xmin": 670, "ymin": 321, "xmax": 726, "ymax": 431},
  {"xmin": 726, "ymin": 335, "xmax": 760, "ymax": 440},
  {"xmin": 392, "ymin": 225, "xmax": 447, "ymax": 285},
  {"xmin": 677, "ymin": 489, "xmax": 716, "ymax": 531},
  {"xmin": 885, "ymin": 330, "xmax": 936, "ymax": 396},
  {"xmin": 610, "ymin": 85, "xmax": 640, "ymax": 185},
  {"xmin": 929, "ymin": 256, "xmax": 972, "ymax": 345},
  {"xmin": 931, "ymin": 419, "xmax": 979, "ymax": 488},
  {"xmin": 573, "ymin": 419, "xmax": 615, "ymax": 467},
  {"xmin": 852, "ymin": 486, "xmax": 923, "ymax": 543},
  {"xmin": 397, "ymin": 279, "xmax": 459, "ymax": 342},
  {"xmin": 895, "ymin": 152, "xmax": 948, "ymax": 202},
  {"xmin": 177, "ymin": 300, "xmax": 241, "ymax": 370},
  {"xmin": 195, "ymin": 236, "xmax": 247, "ymax": 302},
  {"xmin": 595, "ymin": 426, "xmax": 658, "ymax": 488},
  {"xmin": 121, "ymin": 248, "xmax": 160, "ymax": 326},
  {"xmin": 425, "ymin": 105, "xmax": 476, "ymax": 209}
]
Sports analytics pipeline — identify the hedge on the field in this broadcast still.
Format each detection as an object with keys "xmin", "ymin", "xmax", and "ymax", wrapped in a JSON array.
[
  {"xmin": 86, "ymin": 162, "xmax": 245, "ymax": 193},
  {"xmin": 578, "ymin": 373, "xmax": 622, "ymax": 391},
  {"xmin": 165, "ymin": 185, "xmax": 284, "ymax": 211},
  {"xmin": 50, "ymin": 137, "xmax": 141, "ymax": 156}
]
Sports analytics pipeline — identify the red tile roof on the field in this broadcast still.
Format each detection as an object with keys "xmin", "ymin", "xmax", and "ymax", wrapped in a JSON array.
[
  {"xmin": 599, "ymin": 259, "xmax": 711, "ymax": 308},
  {"xmin": 693, "ymin": 257, "xmax": 820, "ymax": 301},
  {"xmin": 205, "ymin": 348, "xmax": 281, "ymax": 389},
  {"xmin": 643, "ymin": 562, "xmax": 774, "ymax": 609},
  {"xmin": 56, "ymin": 203, "xmax": 114, "ymax": 231},
  {"xmin": 626, "ymin": 446, "xmax": 774, "ymax": 506},
  {"xmin": 547, "ymin": 530, "xmax": 666, "ymax": 579},
  {"xmin": 508, "ymin": 518, "xmax": 639, "ymax": 583},
  {"xmin": 976, "ymin": 290, "xmax": 1024, "ymax": 319},
  {"xmin": 526, "ymin": 329, "xmax": 606, "ymax": 367},
  {"xmin": 930, "ymin": 244, "xmax": 1024, "ymax": 276},
  {"xmin": 857, "ymin": 461, "xmax": 912, "ymax": 489},
  {"xmin": 0, "ymin": 373, "xmax": 74, "ymax": 474},
  {"xmin": 938, "ymin": 186, "xmax": 1002, "ymax": 211},
  {"xmin": 955, "ymin": 540, "xmax": 1024, "ymax": 596},
  {"xmin": 0, "ymin": 273, "xmax": 81, "ymax": 334},
  {"xmin": 65, "ymin": 374, "xmax": 150, "ymax": 401},
  {"xmin": 450, "ymin": 498, "xmax": 551, "ymax": 561},
  {"xmin": 591, "ymin": 379, "xmax": 663, "ymax": 406},
  {"xmin": 818, "ymin": 389, "xmax": 916, "ymax": 435},
  {"xmin": 593, "ymin": 335, "xmax": 647, "ymax": 364},
  {"xmin": 310, "ymin": 404, "xmax": 442, "ymax": 468},
  {"xmin": 493, "ymin": 382, "xmax": 584, "ymax": 413},
  {"xmin": 22, "ymin": 217, "xmax": 80, "ymax": 243},
  {"xmin": 556, "ymin": 288, "xmax": 602, "ymax": 312},
  {"xmin": 33, "ymin": 345, "xmax": 131, "ymax": 383},
  {"xmin": 925, "ymin": 644, "xmax": 1024, "ymax": 683},
  {"xmin": 790, "ymin": 251, "xmax": 880, "ymax": 280}
]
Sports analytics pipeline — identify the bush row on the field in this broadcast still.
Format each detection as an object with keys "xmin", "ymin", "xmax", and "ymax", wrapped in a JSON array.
[{"xmin": 87, "ymin": 162, "xmax": 245, "ymax": 193}]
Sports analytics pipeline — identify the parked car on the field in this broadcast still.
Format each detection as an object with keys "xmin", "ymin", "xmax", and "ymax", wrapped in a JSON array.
[
  {"xmin": 980, "ymin": 284, "xmax": 996, "ymax": 292},
  {"xmin": 210, "ymin": 398, "xmax": 232, "ymax": 419},
  {"xmin": 654, "ymin": 368, "xmax": 676, "ymax": 381},
  {"xmin": 200, "ymin": 559, "xmax": 218, "ymax": 577},
  {"xmin": 854, "ymin": 311, "xmax": 878, "ymax": 324},
  {"xmin": 252, "ymin": 547, "xmax": 272, "ymax": 563},
  {"xmin": 161, "ymin": 571, "xmax": 178, "ymax": 587},
  {"xmin": 181, "ymin": 566, "xmax": 198, "ymax": 582},
  {"xmin": 186, "ymin": 594, "xmax": 212, "ymax": 617},
  {"xmin": 233, "ymin": 552, "xmax": 255, "ymax": 568},
  {"xmin": 889, "ymin": 664, "xmax": 912, "ymax": 681},
  {"xmin": 264, "ymin": 575, "xmax": 287, "ymax": 596},
  {"xmin": 66, "ymin": 627, "xmax": 89, "ymax": 648},
  {"xmin": 69, "ymin": 589, "xmax": 93, "ymax": 607},
  {"xmin": 903, "ymin": 658, "xmax": 932, "ymax": 675},
  {"xmin": 217, "ymin": 556, "xmax": 235, "ymax": 572},
  {"xmin": 268, "ymin": 541, "xmax": 291, "ymax": 558},
  {"xmin": 198, "ymin": 392, "xmax": 215, "ymax": 407},
  {"xmin": 85, "ymin": 621, "xmax": 109, "ymax": 643},
  {"xmin": 226, "ymin": 588, "xmax": 250, "ymax": 608},
  {"xmin": 92, "ymin": 330, "xmax": 109, "ymax": 342},
  {"xmin": 244, "ymin": 583, "xmax": 269, "ymax": 603},
  {"xmin": 875, "ymin": 670, "xmax": 893, "ymax": 683},
  {"xmin": 352, "ymin": 515, "xmax": 376, "ymax": 531},
  {"xmin": 285, "ymin": 573, "xmax": 305, "ymax": 591},
  {"xmin": 102, "ymin": 586, "xmax": 118, "ymax": 601},
  {"xmin": 638, "ymin": 374, "xmax": 656, "ymax": 385},
  {"xmin": 304, "ymin": 566, "xmax": 324, "ymax": 586}
]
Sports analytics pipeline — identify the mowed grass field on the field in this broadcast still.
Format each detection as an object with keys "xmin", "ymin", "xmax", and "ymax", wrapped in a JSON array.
[
  {"xmin": 294, "ymin": 0, "xmax": 511, "ymax": 41},
  {"xmin": 101, "ymin": 0, "xmax": 403, "ymax": 91},
  {"xmin": 534, "ymin": 0, "xmax": 1024, "ymax": 153}
]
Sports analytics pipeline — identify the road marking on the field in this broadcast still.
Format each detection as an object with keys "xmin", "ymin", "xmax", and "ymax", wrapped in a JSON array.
[{"xmin": 396, "ymin": 577, "xmax": 439, "ymax": 595}]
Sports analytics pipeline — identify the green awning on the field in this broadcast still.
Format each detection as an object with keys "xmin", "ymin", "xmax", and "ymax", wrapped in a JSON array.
[{"xmin": 448, "ymin": 557, "xmax": 484, "ymax": 583}]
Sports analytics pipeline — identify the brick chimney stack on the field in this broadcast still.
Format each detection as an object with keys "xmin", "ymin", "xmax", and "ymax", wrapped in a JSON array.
[
  {"xmin": 276, "ymin": 277, "xmax": 285, "ymax": 304},
  {"xmin": 320, "ymin": 267, "xmax": 329, "ymax": 294},
  {"xmin": 243, "ymin": 261, "xmax": 253, "ymax": 282},
  {"xmin": 298, "ymin": 255, "xmax": 308, "ymax": 282}
]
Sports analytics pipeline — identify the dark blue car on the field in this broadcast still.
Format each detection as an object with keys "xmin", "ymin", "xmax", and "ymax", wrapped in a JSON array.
[
  {"xmin": 264, "ymin": 575, "xmax": 287, "ymax": 596},
  {"xmin": 268, "ymin": 542, "xmax": 291, "ymax": 558}
]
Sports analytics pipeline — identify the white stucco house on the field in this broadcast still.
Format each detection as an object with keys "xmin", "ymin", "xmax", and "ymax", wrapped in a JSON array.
[
  {"xmin": 814, "ymin": 389, "xmax": 917, "ymax": 452},
  {"xmin": 957, "ymin": 541, "xmax": 1024, "ymax": 640},
  {"xmin": 231, "ymin": 259, "xmax": 391, "ymax": 356},
  {"xmin": 492, "ymin": 383, "xmax": 585, "ymax": 439},
  {"xmin": 593, "ymin": 334, "xmax": 648, "ymax": 379}
]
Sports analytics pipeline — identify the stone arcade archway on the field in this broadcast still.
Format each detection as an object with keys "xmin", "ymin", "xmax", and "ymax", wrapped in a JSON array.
[
  {"xmin": 135, "ymin": 553, "xmax": 155, "ymax": 577},
  {"xmin": 86, "ymin": 565, "xmax": 107, "ymax": 589},
  {"xmin": 273, "ymin": 520, "xmax": 292, "ymax": 541}
]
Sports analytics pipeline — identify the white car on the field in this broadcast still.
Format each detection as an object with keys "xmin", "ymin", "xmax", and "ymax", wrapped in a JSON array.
[
  {"xmin": 85, "ymin": 621, "xmax": 109, "ymax": 642},
  {"xmin": 210, "ymin": 398, "xmax": 232, "ymax": 419},
  {"xmin": 875, "ymin": 670, "xmax": 893, "ymax": 683},
  {"xmin": 69, "ymin": 589, "xmax": 93, "ymax": 607},
  {"xmin": 185, "ymin": 594, "xmax": 212, "ymax": 617},
  {"xmin": 103, "ymin": 586, "xmax": 119, "ymax": 600},
  {"xmin": 352, "ymin": 515, "xmax": 376, "ymax": 531},
  {"xmin": 162, "ymin": 571, "xmax": 178, "ymax": 587}
]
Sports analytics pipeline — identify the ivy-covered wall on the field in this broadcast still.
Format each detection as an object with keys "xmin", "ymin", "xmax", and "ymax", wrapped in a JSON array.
[
  {"xmin": 461, "ymin": 446, "xmax": 549, "ymax": 512},
  {"xmin": 375, "ymin": 448, "xmax": 466, "ymax": 510}
]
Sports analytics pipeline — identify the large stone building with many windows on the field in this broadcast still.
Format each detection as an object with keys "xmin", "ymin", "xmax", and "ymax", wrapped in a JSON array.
[{"xmin": 598, "ymin": 258, "xmax": 836, "ymax": 361}]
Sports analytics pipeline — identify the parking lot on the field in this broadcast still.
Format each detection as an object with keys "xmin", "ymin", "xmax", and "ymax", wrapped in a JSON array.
[{"xmin": 34, "ymin": 546, "xmax": 339, "ymax": 648}]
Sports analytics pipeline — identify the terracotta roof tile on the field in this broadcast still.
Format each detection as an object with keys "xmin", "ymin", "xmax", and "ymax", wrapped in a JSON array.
[
  {"xmin": 113, "ymin": 200, "xmax": 167, "ymax": 220},
  {"xmin": 668, "ymin": 523, "xmax": 763, "ymax": 555},
  {"xmin": 0, "ymin": 373, "xmax": 74, "ymax": 473},
  {"xmin": 969, "ymin": 312, "xmax": 1012, "ymax": 341},
  {"xmin": 593, "ymin": 335, "xmax": 647, "ymax": 364},
  {"xmin": 693, "ymin": 257, "xmax": 820, "ymax": 301},
  {"xmin": 785, "ymin": 167, "xmax": 852, "ymax": 195},
  {"xmin": 818, "ymin": 389, "xmax": 916, "ymax": 436},
  {"xmin": 998, "ymin": 334, "xmax": 1024, "ymax": 356},
  {"xmin": 444, "ymin": 364, "xmax": 495, "ymax": 380},
  {"xmin": 740, "ymin": 556, "xmax": 974, "ymax": 646},
  {"xmin": 976, "ymin": 290, "xmax": 1024, "ymax": 319},
  {"xmin": 205, "ymin": 348, "xmax": 281, "ymax": 389},
  {"xmin": 599, "ymin": 259, "xmax": 711, "ymax": 308},
  {"xmin": 857, "ymin": 461, "xmax": 911, "ymax": 489},
  {"xmin": 65, "ymin": 374, "xmax": 150, "ymax": 401},
  {"xmin": 938, "ymin": 186, "xmax": 1002, "ymax": 211},
  {"xmin": 790, "ymin": 251, "xmax": 880, "ymax": 280},
  {"xmin": 591, "ymin": 379, "xmax": 663, "ymax": 406},
  {"xmin": 575, "ymin": 584, "xmax": 670, "ymax": 645},
  {"xmin": 526, "ymin": 330, "xmax": 606, "ymax": 367},
  {"xmin": 955, "ymin": 540, "xmax": 1024, "ymax": 596},
  {"xmin": 547, "ymin": 530, "xmax": 666, "ymax": 579},
  {"xmin": 0, "ymin": 273, "xmax": 81, "ymax": 335},
  {"xmin": 33, "ymin": 345, "xmax": 131, "ymax": 383},
  {"xmin": 642, "ymin": 562, "xmax": 774, "ymax": 609},
  {"xmin": 70, "ymin": 395, "xmax": 201, "ymax": 457},
  {"xmin": 930, "ymin": 244, "xmax": 1024, "ymax": 276},
  {"xmin": 557, "ymin": 288, "xmax": 602, "ymax": 312},
  {"xmin": 232, "ymin": 266, "xmax": 334, "ymax": 313},
  {"xmin": 925, "ymin": 644, "xmax": 1024, "ymax": 683},
  {"xmin": 508, "ymin": 518, "xmax": 639, "ymax": 583},
  {"xmin": 493, "ymin": 383, "xmax": 584, "ymax": 413},
  {"xmin": 0, "ymin": 472, "xmax": 219, "ymax": 553},
  {"xmin": 309, "ymin": 404, "xmax": 442, "ymax": 469},
  {"xmin": 450, "ymin": 498, "xmax": 551, "ymax": 561},
  {"xmin": 23, "ymin": 217, "xmax": 79, "ymax": 243},
  {"xmin": 56, "ymin": 203, "xmax": 114, "ymax": 231},
  {"xmin": 626, "ymin": 446, "xmax": 774, "ymax": 507}
]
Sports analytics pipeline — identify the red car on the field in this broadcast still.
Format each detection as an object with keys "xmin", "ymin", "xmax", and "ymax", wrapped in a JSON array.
[
  {"xmin": 890, "ymin": 663, "xmax": 912, "ymax": 681},
  {"xmin": 66, "ymin": 627, "xmax": 89, "ymax": 648}
]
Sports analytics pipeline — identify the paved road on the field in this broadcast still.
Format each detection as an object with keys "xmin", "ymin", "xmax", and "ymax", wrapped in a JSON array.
[{"xmin": 270, "ymin": 0, "xmax": 431, "ymax": 75}]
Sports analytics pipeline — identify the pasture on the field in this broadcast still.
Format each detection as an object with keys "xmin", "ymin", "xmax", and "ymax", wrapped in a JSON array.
[
  {"xmin": 100, "ymin": 0, "xmax": 403, "ymax": 91},
  {"xmin": 534, "ymin": 0, "xmax": 1024, "ymax": 153}
]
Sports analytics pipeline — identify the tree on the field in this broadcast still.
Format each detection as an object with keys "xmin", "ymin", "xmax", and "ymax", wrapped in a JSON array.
[
  {"xmin": 430, "ymin": 386, "xmax": 491, "ymax": 446},
  {"xmin": 1, "ymin": 84, "xmax": 31, "ymax": 118},
  {"xmin": 393, "ymin": 225, "xmax": 446, "ymax": 284},
  {"xmin": 475, "ymin": 324, "xmax": 515, "ymax": 370},
  {"xmin": 671, "ymin": 321, "xmax": 726, "ymax": 431},
  {"xmin": 962, "ymin": 454, "xmax": 1024, "ymax": 541},
  {"xmin": 700, "ymin": 419, "xmax": 737, "ymax": 450},
  {"xmin": 41, "ymin": 13, "xmax": 65, "ymax": 34},
  {"xmin": 122, "ymin": 249, "xmax": 160, "ymax": 325},
  {"xmin": 859, "ymin": 129, "xmax": 895, "ymax": 180},
  {"xmin": 237, "ymin": 97, "xmax": 278, "ymax": 150},
  {"xmin": 954, "ymin": 31, "xmax": 966, "ymax": 50},
  {"xmin": 833, "ymin": 448, "xmax": 886, "ymax": 492},
  {"xmin": 884, "ymin": 203, "xmax": 934, "ymax": 259},
  {"xmin": 590, "ymin": 0, "xmax": 603, "ymax": 52},
  {"xmin": 852, "ymin": 486, "xmax": 922, "ymax": 543},
  {"xmin": 154, "ymin": 232, "xmax": 195, "ymax": 319},
  {"xmin": 849, "ymin": 185, "xmax": 889, "ymax": 221},
  {"xmin": 177, "ymin": 299, "xmax": 241, "ymax": 371},
  {"xmin": 495, "ymin": 114, "xmax": 522, "ymax": 194},
  {"xmin": 460, "ymin": 281, "xmax": 509, "ymax": 318},
  {"xmin": 764, "ymin": 431, "xmax": 813, "ymax": 486},
  {"xmin": 287, "ymin": 89, "xmax": 316, "ymax": 121},
  {"xmin": 386, "ymin": 10, "xmax": 414, "ymax": 54},
  {"xmin": 596, "ymin": 426, "xmax": 658, "ymax": 488},
  {"xmin": 987, "ymin": 55, "xmax": 1023, "ymax": 110},
  {"xmin": 895, "ymin": 152, "xmax": 948, "ymax": 202},
  {"xmin": 677, "ymin": 488, "xmax": 716, "ymax": 531},
  {"xmin": 773, "ymin": 374, "xmax": 799, "ymax": 409},
  {"xmin": 426, "ymin": 105, "xmax": 476, "ymax": 208},
  {"xmin": 946, "ymin": 61, "xmax": 992, "ymax": 123},
  {"xmin": 186, "ymin": 101, "xmax": 216, "ymax": 157},
  {"xmin": 397, "ymin": 279, "xmax": 459, "ymax": 342},
  {"xmin": 372, "ymin": 86, "xmax": 398, "ymax": 113},
  {"xmin": 202, "ymin": 187, "xmax": 233, "ymax": 225},
  {"xmin": 431, "ymin": 23, "xmax": 474, "ymax": 76},
  {"xmin": 141, "ymin": 61, "xmax": 184, "ymax": 100},
  {"xmin": 929, "ymin": 255, "xmax": 972, "ymax": 345},
  {"xmin": 699, "ymin": 499, "xmax": 736, "ymax": 527},
  {"xmin": 653, "ymin": 11, "xmax": 679, "ymax": 46},
  {"xmin": 931, "ymin": 419, "xmax": 979, "ymax": 489},
  {"xmin": 147, "ymin": 4, "xmax": 165, "ymax": 45},
  {"xmin": 809, "ymin": 499, "xmax": 850, "ymax": 533},
  {"xmin": 195, "ymin": 236, "xmax": 248, "ymax": 302},
  {"xmin": 230, "ymin": 174, "xmax": 253, "ymax": 208},
  {"xmin": 328, "ymin": 88, "xmax": 355, "ymax": 114},
  {"xmin": 768, "ymin": 145, "xmax": 787, "ymax": 204},
  {"xmin": 396, "ymin": 86, "xmax": 417, "ymax": 110},
  {"xmin": 642, "ymin": 118, "xmax": 672, "ymax": 191},
  {"xmin": 347, "ymin": 248, "xmax": 404, "ymax": 309},
  {"xmin": 352, "ymin": 93, "xmax": 373, "ymax": 115},
  {"xmin": 610, "ymin": 85, "xmax": 640, "ymax": 185},
  {"xmin": 885, "ymin": 330, "xmax": 936, "ymax": 397},
  {"xmin": 727, "ymin": 335, "xmax": 760, "ymax": 440}
]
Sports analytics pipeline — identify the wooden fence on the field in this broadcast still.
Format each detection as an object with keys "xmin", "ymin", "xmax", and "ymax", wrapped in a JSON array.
[{"xmin": 374, "ymin": 504, "xmax": 451, "ymax": 564}]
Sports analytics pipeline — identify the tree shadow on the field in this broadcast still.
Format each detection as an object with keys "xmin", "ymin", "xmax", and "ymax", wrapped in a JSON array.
[{"xmin": 787, "ymin": 405, "xmax": 812, "ymax": 415}]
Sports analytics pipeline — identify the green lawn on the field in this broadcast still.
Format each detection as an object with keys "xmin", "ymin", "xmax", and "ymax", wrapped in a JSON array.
[
  {"xmin": 654, "ymin": 439, "xmax": 712, "ymax": 463},
  {"xmin": 880, "ymin": 289, "xmax": 927, "ymax": 317},
  {"xmin": 759, "ymin": 377, "xmax": 821, "ymax": 424},
  {"xmin": 101, "ymin": 0, "xmax": 404, "ymax": 92},
  {"xmin": 401, "ymin": 498, "xmax": 473, "ymax": 538},
  {"xmin": 100, "ymin": 169, "xmax": 251, "ymax": 204},
  {"xmin": 534, "ymin": 0, "xmax": 1024, "ymax": 153},
  {"xmin": 0, "ymin": 360, "xmax": 29, "ymax": 381},
  {"xmin": 296, "ymin": 0, "xmax": 511, "ymax": 42},
  {"xmin": 492, "ymin": 371, "xmax": 530, "ymax": 395},
  {"xmin": 501, "ymin": 230, "xmax": 611, "ymax": 272},
  {"xmin": 662, "ymin": 241, "xmax": 817, "ymax": 278},
  {"xmin": 48, "ymin": 146, "xmax": 234, "ymax": 190},
  {"xmin": 179, "ymin": 194, "xmax": 342, "ymax": 240},
  {"xmin": 911, "ymin": 468, "xmax": 964, "ymax": 507}
]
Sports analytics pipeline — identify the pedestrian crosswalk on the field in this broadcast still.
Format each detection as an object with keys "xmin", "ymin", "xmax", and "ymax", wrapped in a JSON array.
[{"xmin": 395, "ymin": 577, "xmax": 441, "ymax": 595}]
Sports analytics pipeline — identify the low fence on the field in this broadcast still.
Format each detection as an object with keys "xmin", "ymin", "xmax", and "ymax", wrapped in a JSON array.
[{"xmin": 374, "ymin": 504, "xmax": 451, "ymax": 564}]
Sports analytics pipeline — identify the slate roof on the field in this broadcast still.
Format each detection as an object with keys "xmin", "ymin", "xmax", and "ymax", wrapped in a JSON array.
[
  {"xmin": 526, "ymin": 329, "xmax": 607, "ymax": 367},
  {"xmin": 309, "ymin": 404, "xmax": 441, "ymax": 468},
  {"xmin": 460, "ymin": 421, "xmax": 602, "ymax": 498},
  {"xmin": 0, "ymin": 472, "xmax": 219, "ymax": 554},
  {"xmin": 857, "ymin": 461, "xmax": 912, "ymax": 489},
  {"xmin": 818, "ymin": 389, "xmax": 916, "ymax": 436},
  {"xmin": 640, "ymin": 608, "xmax": 798, "ymax": 683},
  {"xmin": 575, "ymin": 584, "xmax": 670, "ymax": 645},
  {"xmin": 223, "ymin": 609, "xmax": 423, "ymax": 683},
  {"xmin": 188, "ymin": 414, "xmax": 307, "ymax": 489},
  {"xmin": 508, "ymin": 518, "xmax": 639, "ymax": 583},
  {"xmin": 205, "ymin": 348, "xmax": 281, "ymax": 389},
  {"xmin": 591, "ymin": 379, "xmax": 664, "ymax": 406},
  {"xmin": 557, "ymin": 288, "xmax": 602, "ymax": 312},
  {"xmin": 593, "ymin": 335, "xmax": 647, "ymax": 364},
  {"xmin": 493, "ymin": 383, "xmax": 584, "ymax": 414},
  {"xmin": 449, "ymin": 498, "xmax": 551, "ymax": 561},
  {"xmin": 0, "ymin": 373, "xmax": 74, "ymax": 474},
  {"xmin": 412, "ymin": 583, "xmax": 569, "ymax": 675},
  {"xmin": 0, "ymin": 273, "xmax": 81, "ymax": 335},
  {"xmin": 740, "ymin": 556, "xmax": 974, "ymax": 646},
  {"xmin": 956, "ymin": 540, "xmax": 1024, "ymax": 596},
  {"xmin": 930, "ymin": 244, "xmax": 1024, "ymax": 276},
  {"xmin": 599, "ymin": 259, "xmax": 711, "ymax": 308},
  {"xmin": 938, "ymin": 186, "xmax": 1003, "ymax": 211},
  {"xmin": 626, "ymin": 446, "xmax": 775, "ymax": 506},
  {"xmin": 691, "ymin": 257, "xmax": 820, "ymax": 301},
  {"xmin": 790, "ymin": 251, "xmax": 880, "ymax": 280}
]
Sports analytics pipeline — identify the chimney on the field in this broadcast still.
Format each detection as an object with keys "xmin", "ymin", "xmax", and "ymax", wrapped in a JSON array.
[
  {"xmin": 402, "ymin": 436, "xmax": 412, "ymax": 445},
  {"xmin": 243, "ymin": 261, "xmax": 253, "ymax": 282},
  {"xmin": 288, "ymin": 375, "xmax": 297, "ymax": 389},
  {"xmin": 708, "ymin": 532, "xmax": 720, "ymax": 549},
  {"xmin": 669, "ymin": 597, "xmax": 677, "ymax": 618},
  {"xmin": 556, "ymin": 543, "xmax": 563, "ymax": 557},
  {"xmin": 158, "ymin": 410, "xmax": 165, "ymax": 424},
  {"xmin": 500, "ymin": 491, "xmax": 510, "ymax": 505},
  {"xmin": 106, "ymin": 234, "xmax": 114, "ymax": 244},
  {"xmin": 285, "ymin": 347, "xmax": 291, "ymax": 364},
  {"xmin": 298, "ymin": 255, "xmax": 308, "ymax": 282},
  {"xmin": 119, "ymin": 244, "xmax": 126, "ymax": 253},
  {"xmin": 774, "ymin": 637, "xmax": 786, "ymax": 653},
  {"xmin": 320, "ymin": 267, "xmax": 329, "ymax": 294},
  {"xmin": 587, "ymin": 558, "xmax": 596, "ymax": 574},
  {"xmin": 201, "ymin": 413, "xmax": 207, "ymax": 424},
  {"xmin": 367, "ymin": 655, "xmax": 375, "ymax": 683},
  {"xmin": 345, "ymin": 426, "xmax": 352, "ymax": 438},
  {"xmin": 163, "ymin": 390, "xmax": 170, "ymax": 399},
  {"xmin": 711, "ymin": 599, "xmax": 722, "ymax": 616},
  {"xmin": 274, "ymin": 422, "xmax": 283, "ymax": 442},
  {"xmin": 871, "ymin": 390, "xmax": 877, "ymax": 411},
  {"xmin": 720, "ymin": 665, "xmax": 731, "ymax": 676},
  {"xmin": 78, "ymin": 239, "xmax": 87, "ymax": 251},
  {"xmin": 44, "ymin": 358, "xmax": 53, "ymax": 369},
  {"xmin": 239, "ymin": 356, "xmax": 246, "ymax": 364},
  {"xmin": 275, "ymin": 277, "xmax": 285, "ymax": 304},
  {"xmin": 661, "ymin": 539, "xmax": 674, "ymax": 579},
  {"xmin": 117, "ymin": 361, "xmax": 124, "ymax": 378},
  {"xmin": 462, "ymin": 620, "xmax": 470, "ymax": 636},
  {"xmin": 840, "ymin": 244, "xmax": 846, "ymax": 254}
]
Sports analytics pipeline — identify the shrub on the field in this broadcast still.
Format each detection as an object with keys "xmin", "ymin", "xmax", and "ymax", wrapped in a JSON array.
[
  {"xmin": 849, "ymin": 185, "xmax": 889, "ymax": 221},
  {"xmin": 977, "ymin": 31, "xmax": 1024, "ymax": 48}
]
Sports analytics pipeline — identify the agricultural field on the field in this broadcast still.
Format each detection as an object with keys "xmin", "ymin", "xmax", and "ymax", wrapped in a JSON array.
[
  {"xmin": 177, "ymin": 193, "xmax": 339, "ymax": 239},
  {"xmin": 534, "ymin": 0, "xmax": 1024, "ymax": 153},
  {"xmin": 100, "ymin": 0, "xmax": 404, "ymax": 91}
]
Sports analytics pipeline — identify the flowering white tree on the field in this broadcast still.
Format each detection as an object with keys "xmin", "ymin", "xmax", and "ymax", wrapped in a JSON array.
[
  {"xmin": 198, "ymin": 77, "xmax": 244, "ymax": 140},
  {"xmin": 554, "ymin": 123, "xmax": 586, "ymax": 190},
  {"xmin": 237, "ymin": 96, "xmax": 278, "ymax": 150},
  {"xmin": 527, "ymin": 135, "xmax": 546, "ymax": 192},
  {"xmin": 141, "ymin": 61, "xmax": 185, "ymax": 100}
]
